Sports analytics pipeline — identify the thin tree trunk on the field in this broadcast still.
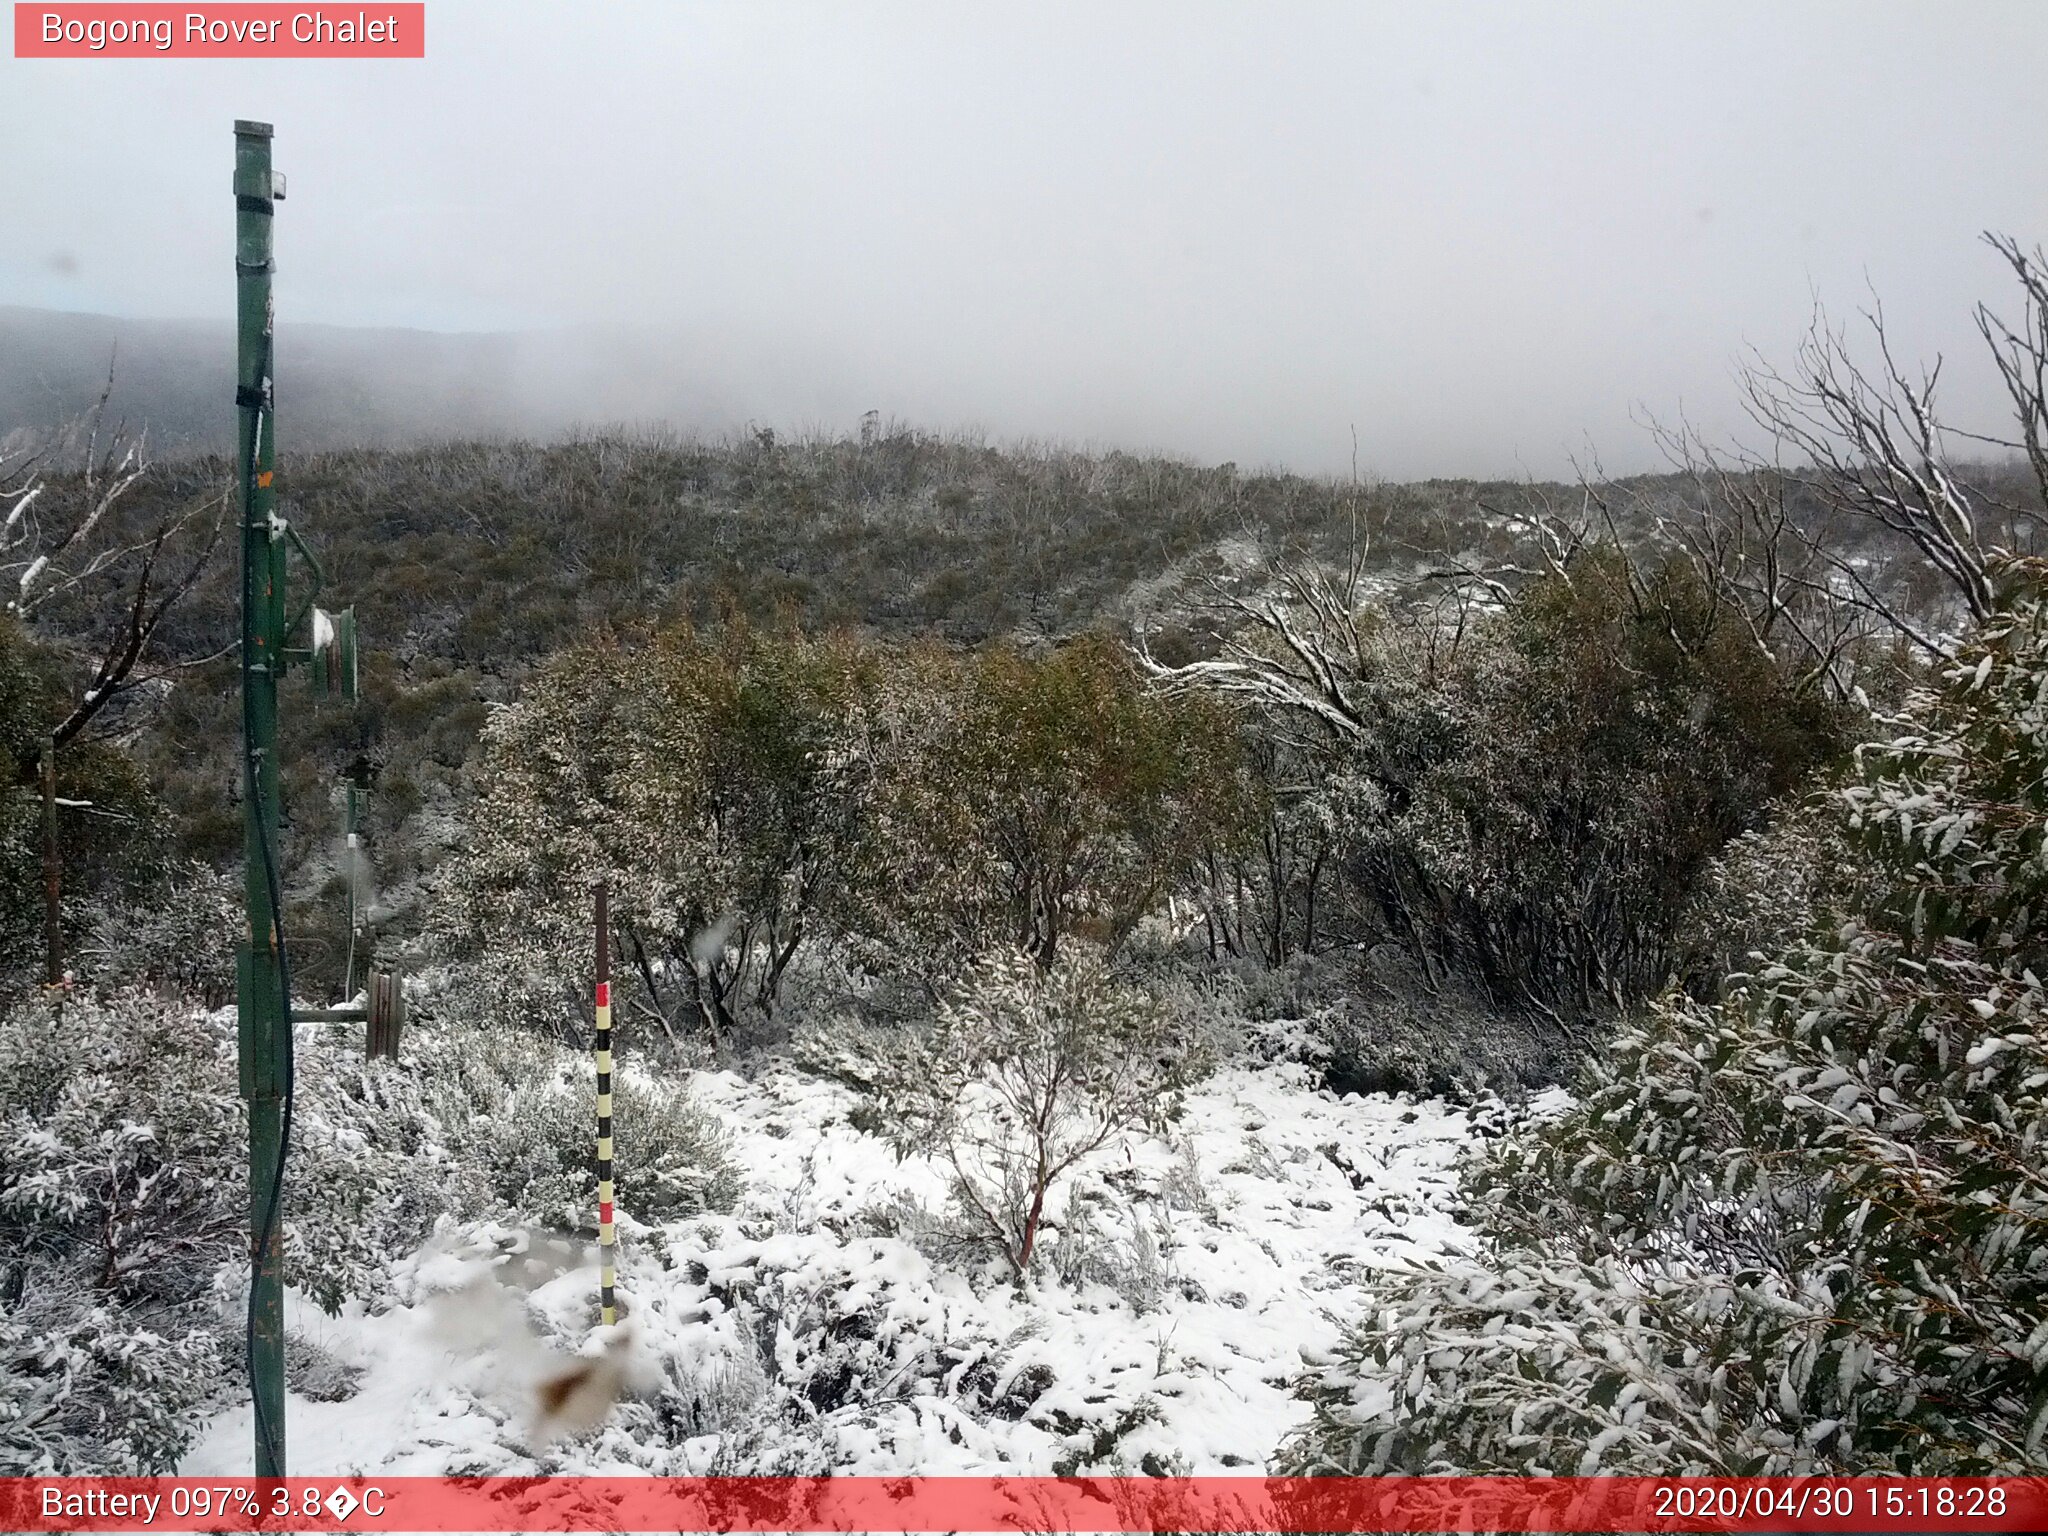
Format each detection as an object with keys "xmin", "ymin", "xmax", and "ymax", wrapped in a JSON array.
[
  {"xmin": 1302, "ymin": 847, "xmax": 1327, "ymax": 956},
  {"xmin": 1016, "ymin": 1184, "xmax": 1047, "ymax": 1274},
  {"xmin": 621, "ymin": 921, "xmax": 684, "ymax": 1053}
]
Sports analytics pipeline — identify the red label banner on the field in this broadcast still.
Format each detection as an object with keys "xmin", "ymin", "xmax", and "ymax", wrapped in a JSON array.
[
  {"xmin": 3, "ymin": 1476, "xmax": 2046, "ymax": 1533},
  {"xmin": 13, "ymin": 5, "xmax": 424, "ymax": 57}
]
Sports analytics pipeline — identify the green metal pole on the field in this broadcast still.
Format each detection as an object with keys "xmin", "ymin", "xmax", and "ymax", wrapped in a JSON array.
[
  {"xmin": 233, "ymin": 117, "xmax": 288, "ymax": 1480},
  {"xmin": 344, "ymin": 783, "xmax": 362, "ymax": 1000}
]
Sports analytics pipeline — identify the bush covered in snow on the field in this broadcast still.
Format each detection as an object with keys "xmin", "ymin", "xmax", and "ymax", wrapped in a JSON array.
[
  {"xmin": 1285, "ymin": 560, "xmax": 2048, "ymax": 1477},
  {"xmin": 429, "ymin": 1019, "xmax": 740, "ymax": 1228},
  {"xmin": 442, "ymin": 623, "xmax": 884, "ymax": 1055},
  {"xmin": 0, "ymin": 990, "xmax": 445, "ymax": 1471},
  {"xmin": 73, "ymin": 863, "xmax": 241, "ymax": 1006},
  {"xmin": 0, "ymin": 980, "xmax": 740, "ymax": 1473},
  {"xmin": 0, "ymin": 990, "xmax": 242, "ymax": 1473},
  {"xmin": 861, "ymin": 948, "xmax": 1208, "ymax": 1283},
  {"xmin": 1151, "ymin": 547, "xmax": 1850, "ymax": 1024},
  {"xmin": 439, "ymin": 626, "xmax": 1249, "ymax": 1062}
]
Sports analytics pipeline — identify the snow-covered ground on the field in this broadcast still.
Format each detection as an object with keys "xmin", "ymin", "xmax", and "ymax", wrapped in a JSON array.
[{"xmin": 183, "ymin": 1062, "xmax": 1564, "ymax": 1478}]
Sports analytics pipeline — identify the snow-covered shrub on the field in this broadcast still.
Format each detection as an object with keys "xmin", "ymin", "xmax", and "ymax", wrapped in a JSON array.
[
  {"xmin": 0, "ymin": 985, "xmax": 676, "ymax": 1470},
  {"xmin": 439, "ymin": 624, "xmax": 883, "ymax": 1055},
  {"xmin": 1672, "ymin": 797, "xmax": 1845, "ymax": 999},
  {"xmin": 74, "ymin": 862, "xmax": 240, "ymax": 1005},
  {"xmin": 431, "ymin": 1022, "xmax": 739, "ymax": 1228},
  {"xmin": 1225, "ymin": 946, "xmax": 1356, "ymax": 1026},
  {"xmin": 0, "ymin": 990, "xmax": 241, "ymax": 1472},
  {"xmin": 586, "ymin": 1226, "xmax": 1006, "ymax": 1474},
  {"xmin": 1050, "ymin": 1195, "xmax": 1170, "ymax": 1314},
  {"xmin": 0, "ymin": 1289, "xmax": 223, "ymax": 1477},
  {"xmin": 1083, "ymin": 948, "xmax": 1251, "ymax": 1068},
  {"xmin": 1316, "ymin": 949, "xmax": 1570, "ymax": 1100},
  {"xmin": 1151, "ymin": 548, "xmax": 1848, "ymax": 1022},
  {"xmin": 285, "ymin": 1049, "xmax": 491, "ymax": 1313},
  {"xmin": 841, "ymin": 1188, "xmax": 982, "ymax": 1267},
  {"xmin": 592, "ymin": 1220, "xmax": 1183, "ymax": 1476},
  {"xmin": 863, "ymin": 948, "xmax": 1208, "ymax": 1283},
  {"xmin": 0, "ymin": 990, "xmax": 458, "ymax": 1470},
  {"xmin": 858, "ymin": 635, "xmax": 1251, "ymax": 975},
  {"xmin": 1284, "ymin": 559, "xmax": 2048, "ymax": 1477}
]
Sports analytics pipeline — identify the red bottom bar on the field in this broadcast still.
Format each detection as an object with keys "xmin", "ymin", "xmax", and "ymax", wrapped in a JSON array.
[{"xmin": 5, "ymin": 1475, "xmax": 2046, "ymax": 1533}]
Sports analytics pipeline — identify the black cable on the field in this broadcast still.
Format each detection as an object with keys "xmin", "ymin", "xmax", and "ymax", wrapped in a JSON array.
[{"xmin": 240, "ymin": 331, "xmax": 294, "ymax": 1476}]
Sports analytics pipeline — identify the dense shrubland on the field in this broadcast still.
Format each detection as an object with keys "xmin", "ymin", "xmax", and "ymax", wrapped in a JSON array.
[
  {"xmin": 439, "ymin": 624, "xmax": 1246, "ymax": 1053},
  {"xmin": 1285, "ymin": 560, "xmax": 2048, "ymax": 1475},
  {"xmin": 437, "ymin": 540, "xmax": 1849, "ymax": 1078},
  {"xmin": 1157, "ymin": 548, "xmax": 1850, "ymax": 1019},
  {"xmin": 18, "ymin": 414, "xmax": 2008, "ymax": 1009},
  {"xmin": 1279, "ymin": 236, "xmax": 2048, "ymax": 1477},
  {"xmin": 0, "ymin": 979, "xmax": 736, "ymax": 1473},
  {"xmin": 6, "ymin": 237, "xmax": 2048, "ymax": 1478}
]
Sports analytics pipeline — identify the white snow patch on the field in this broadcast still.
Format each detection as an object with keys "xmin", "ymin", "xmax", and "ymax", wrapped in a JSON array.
[{"xmin": 183, "ymin": 1063, "xmax": 1566, "ymax": 1477}]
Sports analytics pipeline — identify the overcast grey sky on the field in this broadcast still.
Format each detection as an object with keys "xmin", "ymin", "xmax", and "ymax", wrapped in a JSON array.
[{"xmin": 3, "ymin": 0, "xmax": 2045, "ymax": 478}]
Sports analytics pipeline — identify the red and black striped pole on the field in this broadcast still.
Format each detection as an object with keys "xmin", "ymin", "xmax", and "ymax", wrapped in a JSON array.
[{"xmin": 594, "ymin": 881, "xmax": 617, "ymax": 1326}]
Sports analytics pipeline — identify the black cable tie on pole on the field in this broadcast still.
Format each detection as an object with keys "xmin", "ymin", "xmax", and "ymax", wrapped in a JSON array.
[
  {"xmin": 236, "ymin": 194, "xmax": 274, "ymax": 216},
  {"xmin": 235, "ymin": 258, "xmax": 275, "ymax": 277},
  {"xmin": 235, "ymin": 385, "xmax": 271, "ymax": 409}
]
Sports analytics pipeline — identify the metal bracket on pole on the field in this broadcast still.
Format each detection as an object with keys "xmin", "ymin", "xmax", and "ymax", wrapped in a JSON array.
[{"xmin": 291, "ymin": 972, "xmax": 406, "ymax": 1058}]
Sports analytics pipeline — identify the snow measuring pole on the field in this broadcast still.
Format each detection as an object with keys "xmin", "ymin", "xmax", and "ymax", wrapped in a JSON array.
[
  {"xmin": 234, "ymin": 118, "xmax": 401, "ymax": 1478},
  {"xmin": 594, "ymin": 881, "xmax": 618, "ymax": 1326}
]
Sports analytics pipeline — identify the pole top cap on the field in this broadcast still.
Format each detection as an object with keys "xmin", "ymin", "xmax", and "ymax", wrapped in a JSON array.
[{"xmin": 234, "ymin": 120, "xmax": 275, "ymax": 139}]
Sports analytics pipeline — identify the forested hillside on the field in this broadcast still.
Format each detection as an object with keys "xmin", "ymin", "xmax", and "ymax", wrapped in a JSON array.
[
  {"xmin": 4, "ymin": 243, "xmax": 2046, "ymax": 1482},
  {"xmin": 20, "ymin": 423, "xmax": 1814, "ymax": 995}
]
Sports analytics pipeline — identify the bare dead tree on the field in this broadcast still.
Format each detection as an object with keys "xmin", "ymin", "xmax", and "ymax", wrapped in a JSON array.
[
  {"xmin": 2, "ymin": 374, "xmax": 230, "ymax": 982},
  {"xmin": 1728, "ymin": 243, "xmax": 2048, "ymax": 644},
  {"xmin": 1591, "ymin": 235, "xmax": 2048, "ymax": 687},
  {"xmin": 1135, "ymin": 520, "xmax": 1384, "ymax": 745},
  {"xmin": 3, "ymin": 379, "xmax": 230, "ymax": 757},
  {"xmin": 1475, "ymin": 477, "xmax": 1598, "ymax": 590},
  {"xmin": 1974, "ymin": 233, "xmax": 2048, "ymax": 526},
  {"xmin": 1623, "ymin": 413, "xmax": 1901, "ymax": 699}
]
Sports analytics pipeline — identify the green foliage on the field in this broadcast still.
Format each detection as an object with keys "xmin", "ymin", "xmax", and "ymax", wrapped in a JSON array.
[
  {"xmin": 1325, "ymin": 548, "xmax": 1850, "ymax": 1015},
  {"xmin": 444, "ymin": 624, "xmax": 1250, "ymax": 1049},
  {"xmin": 0, "ymin": 616, "xmax": 171, "ymax": 994},
  {"xmin": 1285, "ymin": 557, "xmax": 2048, "ymax": 1477},
  {"xmin": 71, "ymin": 863, "xmax": 241, "ymax": 1006},
  {"xmin": 1673, "ymin": 797, "xmax": 1845, "ymax": 998},
  {"xmin": 867, "ymin": 633, "xmax": 1253, "ymax": 970},
  {"xmin": 444, "ymin": 621, "xmax": 881, "ymax": 1047}
]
